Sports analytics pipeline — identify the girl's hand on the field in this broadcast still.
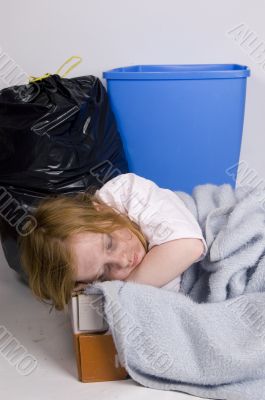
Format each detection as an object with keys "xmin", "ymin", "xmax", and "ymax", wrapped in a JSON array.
[{"xmin": 72, "ymin": 282, "xmax": 88, "ymax": 293}]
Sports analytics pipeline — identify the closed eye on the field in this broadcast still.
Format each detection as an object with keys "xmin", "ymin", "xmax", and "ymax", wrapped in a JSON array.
[
  {"xmin": 96, "ymin": 234, "xmax": 113, "ymax": 282},
  {"xmin": 107, "ymin": 234, "xmax": 112, "ymax": 249}
]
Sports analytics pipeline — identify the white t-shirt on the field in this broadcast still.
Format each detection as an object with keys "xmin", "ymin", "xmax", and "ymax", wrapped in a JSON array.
[{"xmin": 95, "ymin": 173, "xmax": 208, "ymax": 292}]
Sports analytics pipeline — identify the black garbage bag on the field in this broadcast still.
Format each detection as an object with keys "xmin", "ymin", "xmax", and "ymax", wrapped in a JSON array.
[{"xmin": 0, "ymin": 74, "xmax": 129, "ymax": 280}]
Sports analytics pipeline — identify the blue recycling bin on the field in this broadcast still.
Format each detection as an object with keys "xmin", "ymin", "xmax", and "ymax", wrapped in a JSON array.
[{"xmin": 103, "ymin": 64, "xmax": 250, "ymax": 194}]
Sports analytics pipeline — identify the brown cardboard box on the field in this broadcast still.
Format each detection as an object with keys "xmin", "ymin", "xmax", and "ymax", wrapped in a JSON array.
[
  {"xmin": 73, "ymin": 331, "xmax": 129, "ymax": 383},
  {"xmin": 69, "ymin": 293, "xmax": 129, "ymax": 382}
]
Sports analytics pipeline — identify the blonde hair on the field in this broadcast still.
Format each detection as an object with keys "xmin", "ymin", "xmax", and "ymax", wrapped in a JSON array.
[{"xmin": 17, "ymin": 189, "xmax": 148, "ymax": 313}]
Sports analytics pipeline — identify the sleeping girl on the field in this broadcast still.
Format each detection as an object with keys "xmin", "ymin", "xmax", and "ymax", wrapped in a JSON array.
[{"xmin": 18, "ymin": 173, "xmax": 208, "ymax": 311}]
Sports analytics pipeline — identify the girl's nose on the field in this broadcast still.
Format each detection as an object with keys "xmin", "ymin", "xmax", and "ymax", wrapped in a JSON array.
[{"xmin": 108, "ymin": 251, "xmax": 131, "ymax": 271}]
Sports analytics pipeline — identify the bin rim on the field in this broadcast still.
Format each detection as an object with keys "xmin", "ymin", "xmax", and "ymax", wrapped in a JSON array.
[{"xmin": 103, "ymin": 64, "xmax": 250, "ymax": 80}]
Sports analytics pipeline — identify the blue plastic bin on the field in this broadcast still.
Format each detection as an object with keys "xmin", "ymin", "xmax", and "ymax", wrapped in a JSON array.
[{"xmin": 103, "ymin": 64, "xmax": 250, "ymax": 193}]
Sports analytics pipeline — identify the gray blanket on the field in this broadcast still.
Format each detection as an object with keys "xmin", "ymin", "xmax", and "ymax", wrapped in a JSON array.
[{"xmin": 84, "ymin": 183, "xmax": 265, "ymax": 400}]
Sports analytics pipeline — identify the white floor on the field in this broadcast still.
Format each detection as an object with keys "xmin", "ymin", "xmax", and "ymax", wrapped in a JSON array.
[{"xmin": 0, "ymin": 242, "xmax": 208, "ymax": 400}]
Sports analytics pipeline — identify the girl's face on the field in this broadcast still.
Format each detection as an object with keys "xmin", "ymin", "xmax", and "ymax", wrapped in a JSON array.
[{"xmin": 69, "ymin": 227, "xmax": 147, "ymax": 288}]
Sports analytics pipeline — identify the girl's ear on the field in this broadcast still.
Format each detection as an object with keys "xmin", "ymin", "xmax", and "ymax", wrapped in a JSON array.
[{"xmin": 92, "ymin": 201, "xmax": 104, "ymax": 212}]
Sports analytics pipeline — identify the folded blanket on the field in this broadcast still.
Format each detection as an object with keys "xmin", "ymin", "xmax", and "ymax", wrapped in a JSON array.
[{"xmin": 85, "ymin": 183, "xmax": 265, "ymax": 400}]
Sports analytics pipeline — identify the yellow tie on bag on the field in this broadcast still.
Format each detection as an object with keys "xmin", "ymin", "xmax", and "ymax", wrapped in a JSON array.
[{"xmin": 28, "ymin": 56, "xmax": 82, "ymax": 83}]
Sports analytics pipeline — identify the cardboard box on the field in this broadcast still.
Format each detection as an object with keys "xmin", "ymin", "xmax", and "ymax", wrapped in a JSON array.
[
  {"xmin": 69, "ymin": 292, "xmax": 129, "ymax": 382},
  {"xmin": 73, "ymin": 331, "xmax": 129, "ymax": 382}
]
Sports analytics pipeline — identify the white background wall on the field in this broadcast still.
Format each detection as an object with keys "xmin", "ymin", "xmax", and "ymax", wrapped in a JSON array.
[{"xmin": 0, "ymin": 0, "xmax": 265, "ymax": 185}]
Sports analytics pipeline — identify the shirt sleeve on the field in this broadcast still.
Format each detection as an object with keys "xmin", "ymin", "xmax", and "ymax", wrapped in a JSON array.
[{"xmin": 95, "ymin": 173, "xmax": 208, "ymax": 262}]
